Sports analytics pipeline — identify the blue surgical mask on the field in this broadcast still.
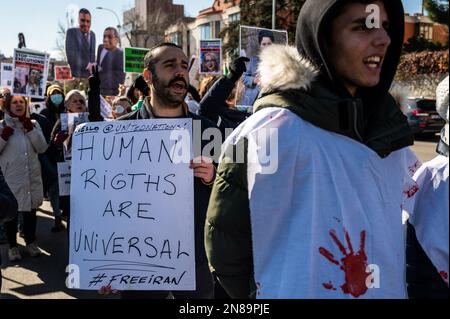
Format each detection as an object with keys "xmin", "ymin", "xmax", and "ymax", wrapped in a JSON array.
[{"xmin": 50, "ymin": 94, "xmax": 63, "ymax": 106}]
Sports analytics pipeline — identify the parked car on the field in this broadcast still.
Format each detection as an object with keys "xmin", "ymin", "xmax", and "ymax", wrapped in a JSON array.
[{"xmin": 404, "ymin": 98, "xmax": 445, "ymax": 135}]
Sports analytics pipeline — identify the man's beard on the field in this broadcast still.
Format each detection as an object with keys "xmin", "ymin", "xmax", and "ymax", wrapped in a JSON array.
[{"xmin": 152, "ymin": 73, "xmax": 187, "ymax": 108}]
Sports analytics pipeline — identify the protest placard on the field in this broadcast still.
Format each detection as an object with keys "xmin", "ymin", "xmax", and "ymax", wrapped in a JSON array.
[
  {"xmin": 199, "ymin": 39, "xmax": 222, "ymax": 75},
  {"xmin": 30, "ymin": 101, "xmax": 46, "ymax": 114},
  {"xmin": 236, "ymin": 26, "xmax": 288, "ymax": 110},
  {"xmin": 57, "ymin": 162, "xmax": 71, "ymax": 196},
  {"xmin": 12, "ymin": 48, "xmax": 50, "ymax": 99},
  {"xmin": 124, "ymin": 47, "xmax": 150, "ymax": 73},
  {"xmin": 55, "ymin": 65, "xmax": 74, "ymax": 81},
  {"xmin": 60, "ymin": 112, "xmax": 90, "ymax": 161},
  {"xmin": 68, "ymin": 119, "xmax": 195, "ymax": 291},
  {"xmin": 1, "ymin": 63, "xmax": 13, "ymax": 90}
]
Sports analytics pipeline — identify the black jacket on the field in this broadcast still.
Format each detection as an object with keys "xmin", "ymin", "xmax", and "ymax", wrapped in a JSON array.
[
  {"xmin": 199, "ymin": 76, "xmax": 249, "ymax": 130},
  {"xmin": 0, "ymin": 168, "xmax": 18, "ymax": 224}
]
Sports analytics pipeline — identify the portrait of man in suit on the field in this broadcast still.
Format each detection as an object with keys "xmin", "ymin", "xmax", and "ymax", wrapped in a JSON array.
[
  {"xmin": 96, "ymin": 27, "xmax": 125, "ymax": 96},
  {"xmin": 65, "ymin": 8, "xmax": 96, "ymax": 79}
]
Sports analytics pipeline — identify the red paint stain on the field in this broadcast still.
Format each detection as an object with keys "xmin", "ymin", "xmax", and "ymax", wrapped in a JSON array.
[
  {"xmin": 319, "ymin": 247, "xmax": 340, "ymax": 266},
  {"xmin": 403, "ymin": 183, "xmax": 419, "ymax": 198},
  {"xmin": 323, "ymin": 282, "xmax": 337, "ymax": 291},
  {"xmin": 439, "ymin": 271, "xmax": 449, "ymax": 285},
  {"xmin": 319, "ymin": 229, "xmax": 371, "ymax": 298}
]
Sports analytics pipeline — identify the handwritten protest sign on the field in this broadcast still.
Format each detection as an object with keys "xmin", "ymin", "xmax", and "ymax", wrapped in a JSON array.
[
  {"xmin": 57, "ymin": 162, "xmax": 71, "ymax": 196},
  {"xmin": 124, "ymin": 47, "xmax": 150, "ymax": 73},
  {"xmin": 69, "ymin": 119, "xmax": 195, "ymax": 291},
  {"xmin": 12, "ymin": 48, "xmax": 50, "ymax": 99},
  {"xmin": 1, "ymin": 63, "xmax": 13, "ymax": 90},
  {"xmin": 199, "ymin": 40, "xmax": 222, "ymax": 75},
  {"xmin": 55, "ymin": 65, "xmax": 73, "ymax": 81}
]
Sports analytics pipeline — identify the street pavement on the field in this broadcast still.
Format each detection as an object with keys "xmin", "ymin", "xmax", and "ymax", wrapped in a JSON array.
[{"xmin": 0, "ymin": 136, "xmax": 442, "ymax": 299}]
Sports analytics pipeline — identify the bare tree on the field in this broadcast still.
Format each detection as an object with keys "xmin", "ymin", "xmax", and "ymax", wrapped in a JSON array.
[
  {"xmin": 56, "ymin": 20, "xmax": 67, "ymax": 61},
  {"xmin": 124, "ymin": 8, "xmax": 180, "ymax": 48}
]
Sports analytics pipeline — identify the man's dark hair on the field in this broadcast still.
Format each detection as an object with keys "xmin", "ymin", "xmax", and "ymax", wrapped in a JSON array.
[
  {"xmin": 104, "ymin": 27, "xmax": 119, "ymax": 39},
  {"xmin": 79, "ymin": 8, "xmax": 91, "ymax": 16},
  {"xmin": 258, "ymin": 30, "xmax": 275, "ymax": 45},
  {"xmin": 144, "ymin": 42, "xmax": 183, "ymax": 75}
]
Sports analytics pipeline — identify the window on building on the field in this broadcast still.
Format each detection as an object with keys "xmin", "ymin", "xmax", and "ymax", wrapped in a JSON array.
[
  {"xmin": 419, "ymin": 23, "xmax": 433, "ymax": 40},
  {"xmin": 229, "ymin": 13, "xmax": 241, "ymax": 22},
  {"xmin": 215, "ymin": 21, "xmax": 221, "ymax": 38},
  {"xmin": 187, "ymin": 30, "xmax": 191, "ymax": 57},
  {"xmin": 199, "ymin": 23, "xmax": 212, "ymax": 40},
  {"xmin": 169, "ymin": 32, "xmax": 182, "ymax": 46}
]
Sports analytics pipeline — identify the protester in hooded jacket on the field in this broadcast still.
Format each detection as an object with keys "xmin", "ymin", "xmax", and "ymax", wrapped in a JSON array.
[
  {"xmin": 198, "ymin": 57, "xmax": 251, "ymax": 130},
  {"xmin": 0, "ymin": 95, "xmax": 48, "ymax": 262},
  {"xmin": 205, "ymin": 0, "xmax": 418, "ymax": 299},
  {"xmin": 406, "ymin": 76, "xmax": 449, "ymax": 299},
  {"xmin": 0, "ymin": 168, "xmax": 18, "ymax": 290},
  {"xmin": 39, "ymin": 85, "xmax": 67, "ymax": 232}
]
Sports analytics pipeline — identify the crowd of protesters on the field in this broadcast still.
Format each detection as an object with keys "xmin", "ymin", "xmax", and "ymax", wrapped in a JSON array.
[{"xmin": 0, "ymin": 0, "xmax": 448, "ymax": 300}]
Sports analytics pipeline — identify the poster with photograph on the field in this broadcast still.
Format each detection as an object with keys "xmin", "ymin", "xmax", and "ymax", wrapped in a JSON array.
[
  {"xmin": 55, "ymin": 65, "xmax": 74, "ymax": 81},
  {"xmin": 61, "ymin": 112, "xmax": 90, "ymax": 161},
  {"xmin": 236, "ymin": 26, "xmax": 288, "ymax": 111},
  {"xmin": 199, "ymin": 39, "xmax": 222, "ymax": 75},
  {"xmin": 1, "ymin": 63, "xmax": 14, "ymax": 90},
  {"xmin": 12, "ymin": 48, "xmax": 50, "ymax": 99}
]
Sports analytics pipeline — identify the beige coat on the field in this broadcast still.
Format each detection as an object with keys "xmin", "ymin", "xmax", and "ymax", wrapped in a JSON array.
[{"xmin": 0, "ymin": 114, "xmax": 48, "ymax": 212}]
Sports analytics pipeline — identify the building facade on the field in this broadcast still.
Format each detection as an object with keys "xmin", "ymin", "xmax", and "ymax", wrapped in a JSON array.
[
  {"xmin": 165, "ymin": 0, "xmax": 241, "ymax": 61},
  {"xmin": 122, "ymin": 0, "xmax": 186, "ymax": 49},
  {"xmin": 404, "ymin": 13, "xmax": 449, "ymax": 45}
]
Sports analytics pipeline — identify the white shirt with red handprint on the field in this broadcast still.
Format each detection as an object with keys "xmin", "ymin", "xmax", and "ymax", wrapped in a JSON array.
[{"xmin": 226, "ymin": 107, "xmax": 420, "ymax": 299}]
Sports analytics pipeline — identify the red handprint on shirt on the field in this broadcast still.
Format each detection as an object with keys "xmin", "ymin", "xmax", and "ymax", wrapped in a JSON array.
[{"xmin": 319, "ymin": 229, "xmax": 371, "ymax": 298}]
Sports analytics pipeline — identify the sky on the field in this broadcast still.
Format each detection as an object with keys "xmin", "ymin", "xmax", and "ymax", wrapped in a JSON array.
[{"xmin": 0, "ymin": 0, "xmax": 423, "ymax": 59}]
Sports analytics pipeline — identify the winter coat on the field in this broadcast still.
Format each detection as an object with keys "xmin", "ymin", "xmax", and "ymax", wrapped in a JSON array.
[
  {"xmin": 205, "ymin": 0, "xmax": 413, "ymax": 299},
  {"xmin": 0, "ymin": 114, "xmax": 48, "ymax": 212}
]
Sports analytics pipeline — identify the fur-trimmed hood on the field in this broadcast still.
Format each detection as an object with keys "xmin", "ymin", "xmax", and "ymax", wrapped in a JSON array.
[{"xmin": 258, "ymin": 45, "xmax": 318, "ymax": 95}]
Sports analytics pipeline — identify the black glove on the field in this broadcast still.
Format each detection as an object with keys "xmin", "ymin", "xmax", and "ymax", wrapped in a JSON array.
[
  {"xmin": 134, "ymin": 75, "xmax": 150, "ymax": 97},
  {"xmin": 89, "ymin": 65, "xmax": 100, "ymax": 93},
  {"xmin": 227, "ymin": 57, "xmax": 250, "ymax": 83}
]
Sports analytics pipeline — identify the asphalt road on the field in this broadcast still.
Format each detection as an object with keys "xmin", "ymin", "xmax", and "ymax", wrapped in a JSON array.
[{"xmin": 0, "ymin": 136, "xmax": 441, "ymax": 299}]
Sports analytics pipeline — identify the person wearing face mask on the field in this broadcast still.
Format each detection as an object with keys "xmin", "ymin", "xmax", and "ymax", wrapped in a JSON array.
[
  {"xmin": 0, "ymin": 95, "xmax": 48, "ymax": 261},
  {"xmin": 39, "ymin": 85, "xmax": 67, "ymax": 231},
  {"xmin": 111, "ymin": 96, "xmax": 132, "ymax": 119}
]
